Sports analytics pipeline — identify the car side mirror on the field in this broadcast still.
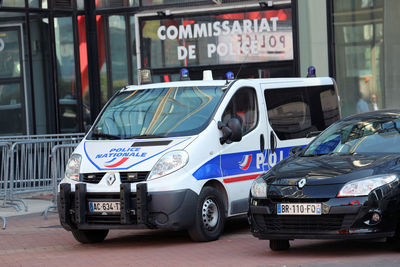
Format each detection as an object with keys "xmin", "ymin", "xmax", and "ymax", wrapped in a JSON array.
[
  {"xmin": 218, "ymin": 118, "xmax": 242, "ymax": 144},
  {"xmin": 289, "ymin": 146, "xmax": 304, "ymax": 156}
]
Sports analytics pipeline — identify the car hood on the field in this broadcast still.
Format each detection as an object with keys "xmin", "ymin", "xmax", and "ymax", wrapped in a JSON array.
[{"xmin": 265, "ymin": 153, "xmax": 400, "ymax": 186}]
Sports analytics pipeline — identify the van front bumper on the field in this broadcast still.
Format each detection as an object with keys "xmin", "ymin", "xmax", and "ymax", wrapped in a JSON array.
[{"xmin": 58, "ymin": 183, "xmax": 198, "ymax": 231}]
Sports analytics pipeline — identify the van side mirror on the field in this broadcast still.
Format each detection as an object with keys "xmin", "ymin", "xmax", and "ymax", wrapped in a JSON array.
[
  {"xmin": 218, "ymin": 118, "xmax": 242, "ymax": 144},
  {"xmin": 289, "ymin": 146, "xmax": 304, "ymax": 156}
]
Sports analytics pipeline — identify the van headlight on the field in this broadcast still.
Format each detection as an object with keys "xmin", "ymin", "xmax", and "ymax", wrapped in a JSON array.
[
  {"xmin": 251, "ymin": 177, "xmax": 267, "ymax": 198},
  {"xmin": 65, "ymin": 154, "xmax": 81, "ymax": 182},
  {"xmin": 337, "ymin": 174, "xmax": 398, "ymax": 197},
  {"xmin": 148, "ymin": 150, "xmax": 188, "ymax": 180}
]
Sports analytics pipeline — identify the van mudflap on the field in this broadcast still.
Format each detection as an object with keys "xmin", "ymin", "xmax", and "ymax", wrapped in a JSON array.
[{"xmin": 58, "ymin": 183, "xmax": 198, "ymax": 231}]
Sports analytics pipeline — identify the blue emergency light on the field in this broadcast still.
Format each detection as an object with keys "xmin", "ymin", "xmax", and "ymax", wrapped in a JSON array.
[
  {"xmin": 180, "ymin": 68, "xmax": 190, "ymax": 81},
  {"xmin": 307, "ymin": 66, "xmax": 316, "ymax": 77},
  {"xmin": 226, "ymin": 71, "xmax": 234, "ymax": 80}
]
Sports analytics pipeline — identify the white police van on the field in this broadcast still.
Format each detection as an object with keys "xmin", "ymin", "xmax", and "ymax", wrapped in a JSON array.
[{"xmin": 58, "ymin": 73, "xmax": 340, "ymax": 243}]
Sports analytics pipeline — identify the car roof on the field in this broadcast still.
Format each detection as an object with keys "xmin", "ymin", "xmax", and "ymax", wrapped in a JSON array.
[{"xmin": 343, "ymin": 109, "xmax": 400, "ymax": 121}]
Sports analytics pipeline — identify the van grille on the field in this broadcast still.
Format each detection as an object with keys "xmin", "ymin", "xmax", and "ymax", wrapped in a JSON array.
[{"xmin": 81, "ymin": 172, "xmax": 149, "ymax": 184}]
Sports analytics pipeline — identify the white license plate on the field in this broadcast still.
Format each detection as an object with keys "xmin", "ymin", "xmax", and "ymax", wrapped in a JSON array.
[
  {"xmin": 89, "ymin": 201, "xmax": 120, "ymax": 212},
  {"xmin": 277, "ymin": 203, "xmax": 321, "ymax": 215}
]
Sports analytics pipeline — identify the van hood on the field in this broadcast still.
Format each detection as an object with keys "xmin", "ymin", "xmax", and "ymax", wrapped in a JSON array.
[{"xmin": 79, "ymin": 136, "xmax": 194, "ymax": 173}]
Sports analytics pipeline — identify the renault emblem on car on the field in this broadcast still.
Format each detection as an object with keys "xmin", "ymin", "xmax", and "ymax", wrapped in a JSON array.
[
  {"xmin": 107, "ymin": 174, "xmax": 116, "ymax": 186},
  {"xmin": 298, "ymin": 178, "xmax": 306, "ymax": 189}
]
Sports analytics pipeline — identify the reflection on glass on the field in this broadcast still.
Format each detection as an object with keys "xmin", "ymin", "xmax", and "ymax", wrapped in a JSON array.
[
  {"xmin": 0, "ymin": 83, "xmax": 23, "ymax": 134},
  {"xmin": 54, "ymin": 17, "xmax": 78, "ymax": 133},
  {"xmin": 109, "ymin": 16, "xmax": 129, "ymax": 92},
  {"xmin": 77, "ymin": 15, "xmax": 91, "ymax": 129},
  {"xmin": 0, "ymin": 30, "xmax": 21, "ymax": 78},
  {"xmin": 2, "ymin": 0, "xmax": 25, "ymax": 7},
  {"xmin": 130, "ymin": 16, "xmax": 138, "ymax": 85},
  {"xmin": 96, "ymin": 0, "xmax": 139, "ymax": 8},
  {"xmin": 91, "ymin": 86, "xmax": 224, "ymax": 139},
  {"xmin": 96, "ymin": 15, "xmax": 108, "ymax": 106}
]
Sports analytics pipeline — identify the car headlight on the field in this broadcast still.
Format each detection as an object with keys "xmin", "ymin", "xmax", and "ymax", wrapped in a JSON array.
[
  {"xmin": 337, "ymin": 174, "xmax": 398, "ymax": 197},
  {"xmin": 147, "ymin": 150, "xmax": 188, "ymax": 180},
  {"xmin": 65, "ymin": 154, "xmax": 81, "ymax": 182},
  {"xmin": 251, "ymin": 177, "xmax": 267, "ymax": 198}
]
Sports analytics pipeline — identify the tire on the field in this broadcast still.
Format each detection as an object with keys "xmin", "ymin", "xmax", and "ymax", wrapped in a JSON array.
[
  {"xmin": 188, "ymin": 186, "xmax": 226, "ymax": 242},
  {"xmin": 71, "ymin": 229, "xmax": 109, "ymax": 244},
  {"xmin": 269, "ymin": 239, "xmax": 290, "ymax": 251}
]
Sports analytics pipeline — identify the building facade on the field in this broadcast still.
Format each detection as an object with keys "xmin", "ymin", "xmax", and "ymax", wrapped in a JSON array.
[{"xmin": 0, "ymin": 0, "xmax": 398, "ymax": 135}]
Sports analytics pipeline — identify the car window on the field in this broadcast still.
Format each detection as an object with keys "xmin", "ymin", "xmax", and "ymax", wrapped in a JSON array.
[
  {"xmin": 304, "ymin": 117, "xmax": 400, "ymax": 155},
  {"xmin": 264, "ymin": 85, "xmax": 339, "ymax": 140},
  {"xmin": 221, "ymin": 87, "xmax": 258, "ymax": 136}
]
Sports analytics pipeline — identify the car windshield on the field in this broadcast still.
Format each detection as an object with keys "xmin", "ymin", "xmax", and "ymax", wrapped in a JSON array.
[
  {"xmin": 303, "ymin": 116, "xmax": 400, "ymax": 156},
  {"xmin": 90, "ymin": 86, "xmax": 225, "ymax": 139}
]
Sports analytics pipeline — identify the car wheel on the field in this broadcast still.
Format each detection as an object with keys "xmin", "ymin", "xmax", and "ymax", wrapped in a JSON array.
[
  {"xmin": 188, "ymin": 186, "xmax": 226, "ymax": 242},
  {"xmin": 71, "ymin": 229, "xmax": 109, "ymax": 243},
  {"xmin": 269, "ymin": 239, "xmax": 290, "ymax": 251}
]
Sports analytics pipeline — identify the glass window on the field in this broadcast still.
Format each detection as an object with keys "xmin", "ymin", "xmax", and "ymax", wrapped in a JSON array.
[
  {"xmin": 54, "ymin": 17, "xmax": 79, "ymax": 133},
  {"xmin": 91, "ymin": 86, "xmax": 225, "ymax": 139},
  {"xmin": 30, "ymin": 15, "xmax": 55, "ymax": 134},
  {"xmin": 304, "ymin": 116, "xmax": 400, "ymax": 155},
  {"xmin": 130, "ymin": 16, "xmax": 138, "ymax": 85},
  {"xmin": 109, "ymin": 16, "xmax": 129, "ymax": 92},
  {"xmin": 222, "ymin": 87, "xmax": 258, "ymax": 136},
  {"xmin": 2, "ymin": 0, "xmax": 25, "ymax": 7},
  {"xmin": 77, "ymin": 15, "xmax": 91, "ymax": 130},
  {"xmin": 265, "ymin": 85, "xmax": 339, "ymax": 140},
  {"xmin": 142, "ymin": 0, "xmax": 199, "ymax": 6},
  {"xmin": 0, "ymin": 26, "xmax": 26, "ymax": 135},
  {"xmin": 332, "ymin": 0, "xmax": 384, "ymax": 117},
  {"xmin": 96, "ymin": 0, "xmax": 139, "ymax": 9},
  {"xmin": 96, "ymin": 15, "xmax": 109, "ymax": 106}
]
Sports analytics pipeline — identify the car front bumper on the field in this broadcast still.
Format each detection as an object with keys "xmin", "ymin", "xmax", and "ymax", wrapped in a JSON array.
[
  {"xmin": 248, "ymin": 194, "xmax": 399, "ymax": 240},
  {"xmin": 58, "ymin": 183, "xmax": 198, "ymax": 231}
]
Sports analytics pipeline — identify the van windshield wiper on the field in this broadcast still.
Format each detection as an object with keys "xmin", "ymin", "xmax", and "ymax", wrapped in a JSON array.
[{"xmin": 91, "ymin": 131, "xmax": 121, "ymax": 140}]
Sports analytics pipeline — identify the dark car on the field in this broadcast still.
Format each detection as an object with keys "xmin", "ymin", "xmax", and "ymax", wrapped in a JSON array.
[{"xmin": 248, "ymin": 110, "xmax": 400, "ymax": 251}]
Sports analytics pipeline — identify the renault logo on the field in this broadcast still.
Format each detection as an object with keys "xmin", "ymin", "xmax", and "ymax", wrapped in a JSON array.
[
  {"xmin": 107, "ymin": 174, "xmax": 116, "ymax": 186},
  {"xmin": 298, "ymin": 178, "xmax": 307, "ymax": 189}
]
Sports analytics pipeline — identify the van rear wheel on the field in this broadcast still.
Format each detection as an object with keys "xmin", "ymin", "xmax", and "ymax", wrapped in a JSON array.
[
  {"xmin": 188, "ymin": 186, "xmax": 225, "ymax": 242},
  {"xmin": 71, "ymin": 229, "xmax": 109, "ymax": 243}
]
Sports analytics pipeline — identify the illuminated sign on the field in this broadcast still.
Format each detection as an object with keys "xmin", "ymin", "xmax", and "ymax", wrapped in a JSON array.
[{"xmin": 140, "ymin": 9, "xmax": 293, "ymax": 68}]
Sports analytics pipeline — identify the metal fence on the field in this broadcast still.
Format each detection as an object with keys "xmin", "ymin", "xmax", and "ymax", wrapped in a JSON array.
[
  {"xmin": 43, "ymin": 143, "xmax": 79, "ymax": 218},
  {"xmin": 0, "ymin": 134, "xmax": 83, "ymax": 216}
]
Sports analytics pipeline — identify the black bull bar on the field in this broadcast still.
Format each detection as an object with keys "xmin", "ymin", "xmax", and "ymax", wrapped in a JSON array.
[{"xmin": 58, "ymin": 183, "xmax": 150, "ymax": 229}]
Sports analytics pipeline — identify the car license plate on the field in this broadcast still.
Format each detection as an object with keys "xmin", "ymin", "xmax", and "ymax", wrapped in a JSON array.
[
  {"xmin": 89, "ymin": 201, "xmax": 120, "ymax": 212},
  {"xmin": 277, "ymin": 203, "xmax": 321, "ymax": 215}
]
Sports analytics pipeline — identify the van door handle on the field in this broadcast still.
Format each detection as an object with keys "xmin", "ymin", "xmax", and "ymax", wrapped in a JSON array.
[{"xmin": 260, "ymin": 134, "xmax": 265, "ymax": 153}]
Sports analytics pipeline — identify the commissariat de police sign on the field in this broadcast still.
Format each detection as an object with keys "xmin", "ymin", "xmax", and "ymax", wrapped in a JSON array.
[{"xmin": 142, "ymin": 9, "xmax": 293, "ymax": 67}]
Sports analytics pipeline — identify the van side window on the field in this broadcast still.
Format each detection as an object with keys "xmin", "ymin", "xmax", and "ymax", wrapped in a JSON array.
[
  {"xmin": 265, "ymin": 85, "xmax": 339, "ymax": 140},
  {"xmin": 222, "ymin": 87, "xmax": 258, "ymax": 136}
]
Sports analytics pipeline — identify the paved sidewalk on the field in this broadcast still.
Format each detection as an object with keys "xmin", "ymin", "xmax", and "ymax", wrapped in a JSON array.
[{"xmin": 0, "ymin": 195, "xmax": 56, "ymax": 229}]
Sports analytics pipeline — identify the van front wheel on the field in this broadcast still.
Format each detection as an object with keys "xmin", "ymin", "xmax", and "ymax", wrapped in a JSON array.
[
  {"xmin": 71, "ymin": 229, "xmax": 109, "ymax": 243},
  {"xmin": 188, "ymin": 186, "xmax": 225, "ymax": 242}
]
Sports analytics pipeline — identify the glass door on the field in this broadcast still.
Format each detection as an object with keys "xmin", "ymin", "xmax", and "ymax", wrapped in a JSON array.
[{"xmin": 0, "ymin": 25, "xmax": 26, "ymax": 135}]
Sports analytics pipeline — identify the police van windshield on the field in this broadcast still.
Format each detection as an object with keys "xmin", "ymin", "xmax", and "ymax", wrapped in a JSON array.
[{"xmin": 90, "ymin": 86, "xmax": 225, "ymax": 139}]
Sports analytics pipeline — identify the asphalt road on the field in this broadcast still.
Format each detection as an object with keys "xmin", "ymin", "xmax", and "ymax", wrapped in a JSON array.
[{"xmin": 1, "ymin": 214, "xmax": 400, "ymax": 267}]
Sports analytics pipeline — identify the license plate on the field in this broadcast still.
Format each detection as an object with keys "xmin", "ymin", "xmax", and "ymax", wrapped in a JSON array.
[
  {"xmin": 277, "ymin": 203, "xmax": 321, "ymax": 215},
  {"xmin": 89, "ymin": 201, "xmax": 120, "ymax": 213}
]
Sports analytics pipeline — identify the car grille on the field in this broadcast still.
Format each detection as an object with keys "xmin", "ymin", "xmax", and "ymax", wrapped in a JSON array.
[
  {"xmin": 254, "ymin": 214, "xmax": 355, "ymax": 233},
  {"xmin": 81, "ymin": 172, "xmax": 149, "ymax": 184}
]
